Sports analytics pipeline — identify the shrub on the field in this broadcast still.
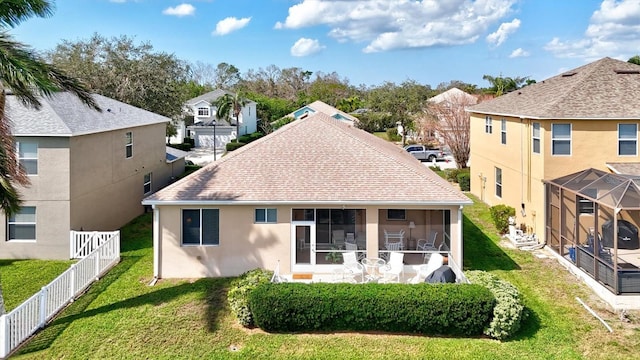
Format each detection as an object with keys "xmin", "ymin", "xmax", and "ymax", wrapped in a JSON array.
[
  {"xmin": 466, "ymin": 271, "xmax": 527, "ymax": 340},
  {"xmin": 444, "ymin": 168, "xmax": 462, "ymax": 183},
  {"xmin": 238, "ymin": 132, "xmax": 264, "ymax": 144},
  {"xmin": 183, "ymin": 137, "xmax": 195, "ymax": 146},
  {"xmin": 272, "ymin": 116, "xmax": 294, "ymax": 130},
  {"xmin": 227, "ymin": 268, "xmax": 274, "ymax": 327},
  {"xmin": 168, "ymin": 143, "xmax": 192, "ymax": 152},
  {"xmin": 249, "ymin": 282, "xmax": 494, "ymax": 336},
  {"xmin": 489, "ymin": 204, "xmax": 515, "ymax": 234},
  {"xmin": 457, "ymin": 172, "xmax": 470, "ymax": 191},
  {"xmin": 226, "ymin": 142, "xmax": 246, "ymax": 151},
  {"xmin": 385, "ymin": 128, "xmax": 401, "ymax": 142}
]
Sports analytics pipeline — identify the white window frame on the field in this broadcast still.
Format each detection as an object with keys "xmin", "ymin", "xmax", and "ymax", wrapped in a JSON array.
[
  {"xmin": 500, "ymin": 119, "xmax": 507, "ymax": 145},
  {"xmin": 495, "ymin": 167, "xmax": 502, "ymax": 198},
  {"xmin": 143, "ymin": 173, "xmax": 152, "ymax": 195},
  {"xmin": 532, "ymin": 122, "xmax": 541, "ymax": 154},
  {"xmin": 551, "ymin": 123, "xmax": 571, "ymax": 156},
  {"xmin": 255, "ymin": 208, "xmax": 277, "ymax": 223},
  {"xmin": 181, "ymin": 209, "xmax": 220, "ymax": 246},
  {"xmin": 618, "ymin": 123, "xmax": 637, "ymax": 156},
  {"xmin": 17, "ymin": 141, "xmax": 38, "ymax": 175},
  {"xmin": 197, "ymin": 107, "xmax": 210, "ymax": 117},
  {"xmin": 485, "ymin": 116, "xmax": 493, "ymax": 134},
  {"xmin": 125, "ymin": 132, "xmax": 133, "ymax": 159},
  {"xmin": 7, "ymin": 206, "xmax": 36, "ymax": 242}
]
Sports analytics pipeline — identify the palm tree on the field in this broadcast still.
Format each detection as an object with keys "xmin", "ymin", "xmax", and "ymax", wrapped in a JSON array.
[
  {"xmin": 215, "ymin": 92, "xmax": 248, "ymax": 142},
  {"xmin": 0, "ymin": 0, "xmax": 99, "ymax": 315}
]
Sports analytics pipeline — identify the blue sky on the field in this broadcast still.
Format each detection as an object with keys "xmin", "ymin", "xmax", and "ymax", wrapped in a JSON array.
[{"xmin": 11, "ymin": 0, "xmax": 640, "ymax": 88}]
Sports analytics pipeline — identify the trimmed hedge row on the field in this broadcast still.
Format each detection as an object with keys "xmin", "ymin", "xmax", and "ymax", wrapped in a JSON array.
[
  {"xmin": 466, "ymin": 271, "xmax": 526, "ymax": 340},
  {"xmin": 227, "ymin": 268, "xmax": 274, "ymax": 327},
  {"xmin": 248, "ymin": 282, "xmax": 495, "ymax": 336},
  {"xmin": 226, "ymin": 141, "xmax": 246, "ymax": 151}
]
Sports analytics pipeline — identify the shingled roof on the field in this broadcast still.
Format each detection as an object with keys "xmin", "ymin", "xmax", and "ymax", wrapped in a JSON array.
[
  {"xmin": 467, "ymin": 57, "xmax": 640, "ymax": 119},
  {"xmin": 143, "ymin": 112, "xmax": 471, "ymax": 205},
  {"xmin": 185, "ymin": 89, "xmax": 257, "ymax": 106},
  {"xmin": 8, "ymin": 92, "xmax": 169, "ymax": 137}
]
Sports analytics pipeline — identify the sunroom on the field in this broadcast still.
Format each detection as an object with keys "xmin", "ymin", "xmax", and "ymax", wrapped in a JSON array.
[{"xmin": 544, "ymin": 168, "xmax": 640, "ymax": 306}]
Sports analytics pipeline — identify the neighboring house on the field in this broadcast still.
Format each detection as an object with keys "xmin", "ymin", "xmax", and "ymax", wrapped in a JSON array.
[
  {"xmin": 171, "ymin": 89, "xmax": 257, "ymax": 148},
  {"xmin": 467, "ymin": 57, "xmax": 640, "ymax": 307},
  {"xmin": 288, "ymin": 100, "xmax": 359, "ymax": 126},
  {"xmin": 143, "ymin": 112, "xmax": 471, "ymax": 279},
  {"xmin": 1, "ymin": 92, "xmax": 185, "ymax": 260},
  {"xmin": 424, "ymin": 87, "xmax": 478, "ymax": 144}
]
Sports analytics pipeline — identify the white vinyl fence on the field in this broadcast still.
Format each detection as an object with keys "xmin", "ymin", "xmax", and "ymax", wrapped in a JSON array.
[
  {"xmin": 70, "ymin": 230, "xmax": 119, "ymax": 259},
  {"xmin": 0, "ymin": 231, "xmax": 120, "ymax": 359}
]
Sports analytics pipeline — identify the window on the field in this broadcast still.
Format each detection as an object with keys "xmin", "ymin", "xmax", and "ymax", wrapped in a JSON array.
[
  {"xmin": 578, "ymin": 189, "xmax": 597, "ymax": 214},
  {"xmin": 618, "ymin": 123, "xmax": 637, "ymax": 156},
  {"xmin": 292, "ymin": 209, "xmax": 315, "ymax": 221},
  {"xmin": 125, "ymin": 132, "xmax": 133, "ymax": 158},
  {"xmin": 197, "ymin": 107, "xmax": 210, "ymax": 116},
  {"xmin": 501, "ymin": 119, "xmax": 507, "ymax": 144},
  {"xmin": 387, "ymin": 209, "xmax": 406, "ymax": 220},
  {"xmin": 143, "ymin": 173, "xmax": 152, "ymax": 195},
  {"xmin": 8, "ymin": 207, "xmax": 36, "ymax": 241},
  {"xmin": 495, "ymin": 167, "xmax": 502, "ymax": 198},
  {"xmin": 17, "ymin": 141, "xmax": 38, "ymax": 175},
  {"xmin": 485, "ymin": 116, "xmax": 492, "ymax": 134},
  {"xmin": 532, "ymin": 122, "xmax": 541, "ymax": 154},
  {"xmin": 551, "ymin": 124, "xmax": 571, "ymax": 155},
  {"xmin": 182, "ymin": 209, "xmax": 219, "ymax": 246},
  {"xmin": 255, "ymin": 208, "xmax": 277, "ymax": 223}
]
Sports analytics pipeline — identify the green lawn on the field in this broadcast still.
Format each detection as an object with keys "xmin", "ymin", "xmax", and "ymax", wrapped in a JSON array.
[{"xmin": 5, "ymin": 197, "xmax": 640, "ymax": 359}]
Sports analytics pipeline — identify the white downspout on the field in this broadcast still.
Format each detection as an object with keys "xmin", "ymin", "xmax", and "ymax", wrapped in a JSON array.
[
  {"xmin": 457, "ymin": 205, "xmax": 463, "ymax": 267},
  {"xmin": 152, "ymin": 205, "xmax": 160, "ymax": 281}
]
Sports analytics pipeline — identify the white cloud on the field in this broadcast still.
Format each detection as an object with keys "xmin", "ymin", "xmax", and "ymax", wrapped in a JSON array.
[
  {"xmin": 213, "ymin": 17, "xmax": 251, "ymax": 36},
  {"xmin": 274, "ymin": 0, "xmax": 518, "ymax": 53},
  {"xmin": 486, "ymin": 18, "xmax": 521, "ymax": 46},
  {"xmin": 163, "ymin": 4, "xmax": 195, "ymax": 17},
  {"xmin": 291, "ymin": 38, "xmax": 325, "ymax": 57},
  {"xmin": 545, "ymin": 0, "xmax": 640, "ymax": 60},
  {"xmin": 509, "ymin": 48, "xmax": 530, "ymax": 58}
]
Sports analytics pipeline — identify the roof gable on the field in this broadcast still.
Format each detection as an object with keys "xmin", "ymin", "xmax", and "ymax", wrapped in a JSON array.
[
  {"xmin": 8, "ymin": 92, "xmax": 169, "ymax": 136},
  {"xmin": 144, "ymin": 113, "xmax": 470, "ymax": 205},
  {"xmin": 468, "ymin": 57, "xmax": 640, "ymax": 119}
]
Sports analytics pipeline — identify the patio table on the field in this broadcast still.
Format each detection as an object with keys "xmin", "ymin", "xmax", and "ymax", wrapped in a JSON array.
[{"xmin": 362, "ymin": 257, "xmax": 386, "ymax": 282}]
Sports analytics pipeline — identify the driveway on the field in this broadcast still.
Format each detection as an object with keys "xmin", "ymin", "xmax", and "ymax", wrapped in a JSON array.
[{"xmin": 186, "ymin": 147, "xmax": 223, "ymax": 166}]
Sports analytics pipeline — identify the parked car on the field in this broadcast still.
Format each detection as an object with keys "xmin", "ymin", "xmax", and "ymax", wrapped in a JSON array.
[{"xmin": 404, "ymin": 144, "xmax": 444, "ymax": 162}]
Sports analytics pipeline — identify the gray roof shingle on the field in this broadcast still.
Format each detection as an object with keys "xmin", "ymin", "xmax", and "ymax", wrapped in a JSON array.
[
  {"xmin": 185, "ymin": 89, "xmax": 256, "ymax": 106},
  {"xmin": 467, "ymin": 57, "xmax": 640, "ymax": 119},
  {"xmin": 144, "ymin": 112, "xmax": 471, "ymax": 205},
  {"xmin": 8, "ymin": 92, "xmax": 170, "ymax": 136}
]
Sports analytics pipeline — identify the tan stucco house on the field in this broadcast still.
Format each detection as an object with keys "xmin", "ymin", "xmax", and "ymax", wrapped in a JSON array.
[
  {"xmin": 467, "ymin": 57, "xmax": 640, "ymax": 307},
  {"xmin": 143, "ymin": 112, "xmax": 471, "ymax": 279},
  {"xmin": 1, "ymin": 92, "xmax": 185, "ymax": 260}
]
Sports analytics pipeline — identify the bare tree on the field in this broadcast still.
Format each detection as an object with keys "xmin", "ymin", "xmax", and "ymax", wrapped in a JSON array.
[{"xmin": 425, "ymin": 91, "xmax": 478, "ymax": 169}]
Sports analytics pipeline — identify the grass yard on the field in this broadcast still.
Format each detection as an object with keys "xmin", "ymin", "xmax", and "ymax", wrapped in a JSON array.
[{"xmin": 5, "ymin": 196, "xmax": 640, "ymax": 359}]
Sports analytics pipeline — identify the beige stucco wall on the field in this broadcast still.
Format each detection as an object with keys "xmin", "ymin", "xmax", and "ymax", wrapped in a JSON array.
[
  {"xmin": 0, "ymin": 137, "xmax": 73, "ymax": 259},
  {"xmin": 155, "ymin": 204, "xmax": 465, "ymax": 278},
  {"xmin": 471, "ymin": 114, "xmax": 640, "ymax": 241},
  {"xmin": 69, "ymin": 123, "xmax": 168, "ymax": 231}
]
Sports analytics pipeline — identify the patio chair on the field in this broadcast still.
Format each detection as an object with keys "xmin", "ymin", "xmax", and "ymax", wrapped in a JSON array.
[
  {"xmin": 380, "ymin": 251, "xmax": 404, "ymax": 283},
  {"xmin": 342, "ymin": 251, "xmax": 364, "ymax": 282},
  {"xmin": 409, "ymin": 253, "xmax": 444, "ymax": 284},
  {"xmin": 346, "ymin": 232, "xmax": 356, "ymax": 244},
  {"xmin": 417, "ymin": 231, "xmax": 438, "ymax": 251},
  {"xmin": 332, "ymin": 230, "xmax": 345, "ymax": 247},
  {"xmin": 345, "ymin": 242, "xmax": 364, "ymax": 260}
]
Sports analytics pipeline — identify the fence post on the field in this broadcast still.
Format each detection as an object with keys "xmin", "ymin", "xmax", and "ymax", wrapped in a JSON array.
[
  {"xmin": 0, "ymin": 314, "xmax": 7, "ymax": 359},
  {"xmin": 95, "ymin": 248, "xmax": 101, "ymax": 281},
  {"xmin": 39, "ymin": 287, "xmax": 48, "ymax": 328},
  {"xmin": 69, "ymin": 264, "xmax": 76, "ymax": 298},
  {"xmin": 69, "ymin": 230, "xmax": 75, "ymax": 259}
]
